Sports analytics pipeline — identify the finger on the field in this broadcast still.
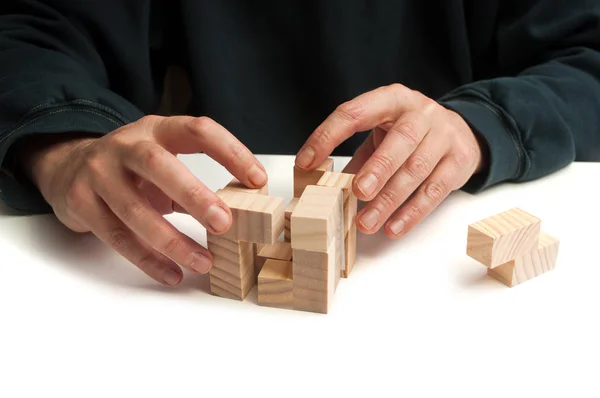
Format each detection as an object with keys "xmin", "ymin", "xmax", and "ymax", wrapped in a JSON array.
[
  {"xmin": 296, "ymin": 84, "xmax": 417, "ymax": 170},
  {"xmin": 120, "ymin": 141, "xmax": 232, "ymax": 234},
  {"xmin": 383, "ymin": 157, "xmax": 462, "ymax": 239},
  {"xmin": 356, "ymin": 131, "xmax": 447, "ymax": 234},
  {"xmin": 342, "ymin": 132, "xmax": 375, "ymax": 175},
  {"xmin": 145, "ymin": 115, "xmax": 268, "ymax": 189},
  {"xmin": 352, "ymin": 110, "xmax": 432, "ymax": 202},
  {"xmin": 93, "ymin": 169, "xmax": 215, "ymax": 275},
  {"xmin": 76, "ymin": 194, "xmax": 184, "ymax": 286}
]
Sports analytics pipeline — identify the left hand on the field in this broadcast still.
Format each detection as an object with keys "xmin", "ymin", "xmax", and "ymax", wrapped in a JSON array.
[{"xmin": 295, "ymin": 83, "xmax": 488, "ymax": 239}]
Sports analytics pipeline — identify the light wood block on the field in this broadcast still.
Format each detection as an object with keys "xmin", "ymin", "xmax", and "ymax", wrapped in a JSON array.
[
  {"xmin": 224, "ymin": 177, "xmax": 268, "ymax": 195},
  {"xmin": 284, "ymin": 198, "xmax": 299, "ymax": 242},
  {"xmin": 291, "ymin": 185, "xmax": 344, "ymax": 253},
  {"xmin": 344, "ymin": 224, "xmax": 357, "ymax": 278},
  {"xmin": 258, "ymin": 259, "xmax": 293, "ymax": 309},
  {"xmin": 215, "ymin": 189, "xmax": 285, "ymax": 244},
  {"xmin": 293, "ymin": 239, "xmax": 338, "ymax": 314},
  {"xmin": 317, "ymin": 171, "xmax": 357, "ymax": 234},
  {"xmin": 255, "ymin": 241, "xmax": 293, "ymax": 277},
  {"xmin": 293, "ymin": 158, "xmax": 334, "ymax": 198},
  {"xmin": 487, "ymin": 232, "xmax": 560, "ymax": 287},
  {"xmin": 467, "ymin": 208, "xmax": 541, "ymax": 268},
  {"xmin": 207, "ymin": 233, "xmax": 255, "ymax": 300}
]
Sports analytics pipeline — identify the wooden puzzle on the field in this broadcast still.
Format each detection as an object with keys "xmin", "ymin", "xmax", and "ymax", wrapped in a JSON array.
[
  {"xmin": 467, "ymin": 208, "xmax": 560, "ymax": 287},
  {"xmin": 207, "ymin": 159, "xmax": 358, "ymax": 313}
]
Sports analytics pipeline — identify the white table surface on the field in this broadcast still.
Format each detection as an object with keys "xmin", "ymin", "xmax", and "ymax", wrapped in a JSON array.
[{"xmin": 0, "ymin": 154, "xmax": 598, "ymax": 398}]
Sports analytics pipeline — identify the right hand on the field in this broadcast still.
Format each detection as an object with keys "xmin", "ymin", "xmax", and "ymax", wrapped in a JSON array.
[{"xmin": 21, "ymin": 115, "xmax": 268, "ymax": 286}]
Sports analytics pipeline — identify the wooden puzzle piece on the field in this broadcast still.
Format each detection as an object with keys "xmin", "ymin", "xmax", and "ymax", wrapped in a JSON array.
[
  {"xmin": 487, "ymin": 232, "xmax": 559, "ymax": 287},
  {"xmin": 224, "ymin": 177, "xmax": 268, "ymax": 195},
  {"xmin": 467, "ymin": 207, "xmax": 541, "ymax": 268},
  {"xmin": 284, "ymin": 198, "xmax": 299, "ymax": 242},
  {"xmin": 257, "ymin": 259, "xmax": 294, "ymax": 309},
  {"xmin": 317, "ymin": 171, "xmax": 357, "ymax": 278},
  {"xmin": 293, "ymin": 158, "xmax": 334, "ymax": 198},
  {"xmin": 207, "ymin": 233, "xmax": 255, "ymax": 300},
  {"xmin": 215, "ymin": 189, "xmax": 285, "ymax": 245},
  {"xmin": 255, "ymin": 241, "xmax": 293, "ymax": 279}
]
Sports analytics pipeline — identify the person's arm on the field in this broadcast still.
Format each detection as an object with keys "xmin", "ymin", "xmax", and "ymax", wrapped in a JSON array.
[
  {"xmin": 438, "ymin": 0, "xmax": 600, "ymax": 193},
  {"xmin": 0, "ymin": 0, "xmax": 158, "ymax": 213}
]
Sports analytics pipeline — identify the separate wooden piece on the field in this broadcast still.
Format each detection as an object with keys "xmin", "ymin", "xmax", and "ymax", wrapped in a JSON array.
[
  {"xmin": 467, "ymin": 208, "xmax": 541, "ymax": 269},
  {"xmin": 293, "ymin": 158, "xmax": 334, "ymax": 198},
  {"xmin": 223, "ymin": 177, "xmax": 268, "ymax": 195},
  {"xmin": 207, "ymin": 233, "xmax": 255, "ymax": 300},
  {"xmin": 215, "ymin": 189, "xmax": 285, "ymax": 245},
  {"xmin": 318, "ymin": 171, "xmax": 358, "ymax": 278},
  {"xmin": 255, "ymin": 241, "xmax": 293, "ymax": 278},
  {"xmin": 487, "ymin": 232, "xmax": 560, "ymax": 287},
  {"xmin": 284, "ymin": 198, "xmax": 299, "ymax": 242},
  {"xmin": 293, "ymin": 239, "xmax": 338, "ymax": 314},
  {"xmin": 257, "ymin": 259, "xmax": 294, "ymax": 309}
]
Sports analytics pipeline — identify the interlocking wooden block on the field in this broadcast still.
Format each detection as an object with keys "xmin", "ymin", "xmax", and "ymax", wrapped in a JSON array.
[
  {"xmin": 207, "ymin": 233, "xmax": 255, "ymax": 300},
  {"xmin": 487, "ymin": 232, "xmax": 559, "ymax": 287},
  {"xmin": 467, "ymin": 208, "xmax": 541, "ymax": 268},
  {"xmin": 293, "ymin": 158, "xmax": 334, "ymax": 198},
  {"xmin": 258, "ymin": 259, "xmax": 294, "ymax": 309},
  {"xmin": 255, "ymin": 241, "xmax": 293, "ymax": 278},
  {"xmin": 345, "ymin": 222, "xmax": 357, "ymax": 278},
  {"xmin": 293, "ymin": 239, "xmax": 338, "ymax": 314},
  {"xmin": 215, "ymin": 189, "xmax": 285, "ymax": 245},
  {"xmin": 284, "ymin": 198, "xmax": 299, "ymax": 242},
  {"xmin": 224, "ymin": 177, "xmax": 268, "ymax": 195}
]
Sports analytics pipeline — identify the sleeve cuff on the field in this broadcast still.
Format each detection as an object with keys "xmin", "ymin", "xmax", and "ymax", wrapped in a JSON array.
[{"xmin": 438, "ymin": 97, "xmax": 523, "ymax": 193}]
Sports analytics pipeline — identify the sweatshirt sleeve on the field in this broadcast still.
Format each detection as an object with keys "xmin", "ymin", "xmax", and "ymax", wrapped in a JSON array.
[
  {"xmin": 0, "ymin": 1, "xmax": 158, "ymax": 213},
  {"xmin": 438, "ymin": 0, "xmax": 600, "ymax": 193}
]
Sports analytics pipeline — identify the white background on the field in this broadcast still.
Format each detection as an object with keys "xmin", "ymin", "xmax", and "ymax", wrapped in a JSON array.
[{"xmin": 1, "ymin": 155, "xmax": 598, "ymax": 398}]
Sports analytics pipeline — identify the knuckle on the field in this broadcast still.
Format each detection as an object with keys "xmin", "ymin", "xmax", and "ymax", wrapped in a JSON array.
[
  {"xmin": 335, "ymin": 101, "xmax": 364, "ymax": 126},
  {"xmin": 452, "ymin": 144, "xmax": 473, "ymax": 169},
  {"xmin": 181, "ymin": 184, "xmax": 209, "ymax": 207},
  {"xmin": 226, "ymin": 142, "xmax": 249, "ymax": 167},
  {"xmin": 377, "ymin": 188, "xmax": 401, "ymax": 211},
  {"xmin": 390, "ymin": 121, "xmax": 420, "ymax": 145},
  {"xmin": 371, "ymin": 151, "xmax": 398, "ymax": 177},
  {"xmin": 107, "ymin": 227, "xmax": 130, "ymax": 253},
  {"xmin": 403, "ymin": 155, "xmax": 431, "ymax": 181},
  {"xmin": 161, "ymin": 235, "xmax": 182, "ymax": 257},
  {"xmin": 120, "ymin": 199, "xmax": 145, "ymax": 223},
  {"xmin": 64, "ymin": 182, "xmax": 87, "ymax": 213},
  {"xmin": 133, "ymin": 142, "xmax": 165, "ymax": 172},
  {"xmin": 314, "ymin": 127, "xmax": 335, "ymax": 147},
  {"xmin": 424, "ymin": 180, "xmax": 447, "ymax": 202},
  {"xmin": 187, "ymin": 116, "xmax": 214, "ymax": 137}
]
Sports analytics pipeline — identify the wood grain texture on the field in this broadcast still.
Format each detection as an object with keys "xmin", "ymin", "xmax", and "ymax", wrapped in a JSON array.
[
  {"xmin": 255, "ymin": 241, "xmax": 293, "ymax": 277},
  {"xmin": 467, "ymin": 208, "xmax": 541, "ymax": 268},
  {"xmin": 293, "ymin": 158, "xmax": 334, "ymax": 198},
  {"xmin": 344, "ymin": 224, "xmax": 357, "ymax": 278},
  {"xmin": 207, "ymin": 233, "xmax": 255, "ymax": 300},
  {"xmin": 284, "ymin": 198, "xmax": 299, "ymax": 242},
  {"xmin": 487, "ymin": 232, "xmax": 560, "ymax": 287},
  {"xmin": 292, "ymin": 239, "xmax": 337, "ymax": 314},
  {"xmin": 224, "ymin": 177, "xmax": 268, "ymax": 195},
  {"xmin": 291, "ymin": 185, "xmax": 344, "ymax": 253},
  {"xmin": 215, "ymin": 189, "xmax": 285, "ymax": 244},
  {"xmin": 258, "ymin": 259, "xmax": 293, "ymax": 309}
]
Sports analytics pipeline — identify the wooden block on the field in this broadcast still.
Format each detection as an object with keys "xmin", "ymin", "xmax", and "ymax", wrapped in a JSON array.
[
  {"xmin": 467, "ymin": 208, "xmax": 541, "ymax": 268},
  {"xmin": 291, "ymin": 185, "xmax": 344, "ymax": 253},
  {"xmin": 293, "ymin": 239, "xmax": 338, "ymax": 314},
  {"xmin": 317, "ymin": 171, "xmax": 357, "ymax": 234},
  {"xmin": 207, "ymin": 233, "xmax": 255, "ymax": 300},
  {"xmin": 255, "ymin": 241, "xmax": 293, "ymax": 277},
  {"xmin": 258, "ymin": 259, "xmax": 293, "ymax": 309},
  {"xmin": 215, "ymin": 189, "xmax": 285, "ymax": 244},
  {"xmin": 284, "ymin": 198, "xmax": 299, "ymax": 242},
  {"xmin": 343, "ymin": 224, "xmax": 357, "ymax": 278},
  {"xmin": 224, "ymin": 177, "xmax": 268, "ymax": 195},
  {"xmin": 293, "ymin": 158, "xmax": 334, "ymax": 198},
  {"xmin": 487, "ymin": 232, "xmax": 560, "ymax": 287}
]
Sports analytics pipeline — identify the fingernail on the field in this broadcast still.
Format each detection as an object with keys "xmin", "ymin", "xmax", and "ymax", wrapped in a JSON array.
[
  {"xmin": 357, "ymin": 173, "xmax": 378, "ymax": 197},
  {"xmin": 389, "ymin": 219, "xmax": 405, "ymax": 235},
  {"xmin": 359, "ymin": 208, "xmax": 380, "ymax": 230},
  {"xmin": 190, "ymin": 252, "xmax": 212, "ymax": 273},
  {"xmin": 163, "ymin": 269, "xmax": 182, "ymax": 286},
  {"xmin": 296, "ymin": 146, "xmax": 315, "ymax": 169},
  {"xmin": 248, "ymin": 164, "xmax": 267, "ymax": 187},
  {"xmin": 207, "ymin": 204, "xmax": 230, "ymax": 233}
]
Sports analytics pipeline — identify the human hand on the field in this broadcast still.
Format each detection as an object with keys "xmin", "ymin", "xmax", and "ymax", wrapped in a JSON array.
[
  {"xmin": 21, "ymin": 116, "xmax": 267, "ymax": 285},
  {"xmin": 295, "ymin": 84, "xmax": 487, "ymax": 239}
]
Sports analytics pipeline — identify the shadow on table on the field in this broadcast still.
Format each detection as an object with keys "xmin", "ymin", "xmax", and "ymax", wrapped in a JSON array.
[{"xmin": 18, "ymin": 214, "xmax": 211, "ymax": 295}]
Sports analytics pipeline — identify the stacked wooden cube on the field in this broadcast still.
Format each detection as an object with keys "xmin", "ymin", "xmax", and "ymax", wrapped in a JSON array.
[
  {"xmin": 466, "ymin": 208, "xmax": 560, "ymax": 287},
  {"xmin": 207, "ymin": 158, "xmax": 358, "ymax": 313}
]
